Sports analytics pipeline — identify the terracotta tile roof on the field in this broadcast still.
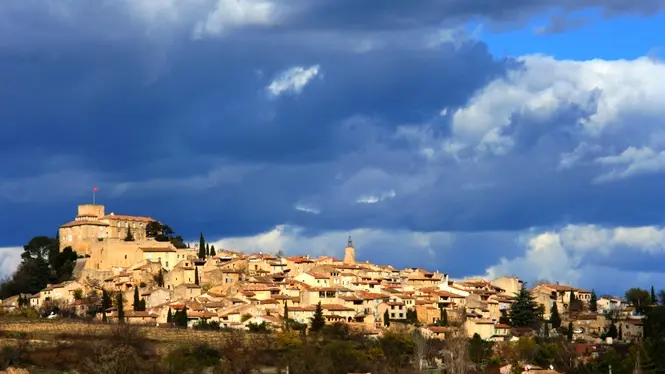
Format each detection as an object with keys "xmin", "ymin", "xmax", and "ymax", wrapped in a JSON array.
[
  {"xmin": 60, "ymin": 220, "xmax": 110, "ymax": 228},
  {"xmin": 100, "ymin": 214, "xmax": 154, "ymax": 222},
  {"xmin": 321, "ymin": 304, "xmax": 354, "ymax": 311},
  {"xmin": 140, "ymin": 247, "xmax": 176, "ymax": 253}
]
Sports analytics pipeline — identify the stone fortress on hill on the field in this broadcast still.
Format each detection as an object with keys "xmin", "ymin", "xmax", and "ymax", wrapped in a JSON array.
[{"xmin": 1, "ymin": 203, "xmax": 643, "ymax": 344}]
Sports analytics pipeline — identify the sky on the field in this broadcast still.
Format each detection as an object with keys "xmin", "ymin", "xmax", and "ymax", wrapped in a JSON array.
[{"xmin": 1, "ymin": 0, "xmax": 665, "ymax": 295}]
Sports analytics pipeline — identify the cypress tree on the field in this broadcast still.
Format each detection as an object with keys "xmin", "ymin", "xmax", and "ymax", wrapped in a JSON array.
[
  {"xmin": 205, "ymin": 243, "xmax": 210, "ymax": 257},
  {"xmin": 156, "ymin": 269, "xmax": 164, "ymax": 287},
  {"xmin": 618, "ymin": 324, "xmax": 623, "ymax": 340},
  {"xmin": 567, "ymin": 321, "xmax": 573, "ymax": 341},
  {"xmin": 383, "ymin": 309, "xmax": 391, "ymax": 327},
  {"xmin": 198, "ymin": 233, "xmax": 206, "ymax": 259},
  {"xmin": 116, "ymin": 293, "xmax": 125, "ymax": 324},
  {"xmin": 310, "ymin": 302, "xmax": 325, "ymax": 332},
  {"xmin": 284, "ymin": 303, "xmax": 290, "ymax": 331},
  {"xmin": 651, "ymin": 286, "xmax": 657, "ymax": 305},
  {"xmin": 441, "ymin": 307, "xmax": 449, "ymax": 326},
  {"xmin": 194, "ymin": 266, "xmax": 199, "ymax": 285},
  {"xmin": 550, "ymin": 302, "xmax": 562, "ymax": 329},
  {"xmin": 124, "ymin": 227, "xmax": 134, "ymax": 241},
  {"xmin": 167, "ymin": 308, "xmax": 173, "ymax": 323},
  {"xmin": 210, "ymin": 245, "xmax": 216, "ymax": 257},
  {"xmin": 590, "ymin": 289, "xmax": 598, "ymax": 312},
  {"xmin": 133, "ymin": 287, "xmax": 140, "ymax": 311}
]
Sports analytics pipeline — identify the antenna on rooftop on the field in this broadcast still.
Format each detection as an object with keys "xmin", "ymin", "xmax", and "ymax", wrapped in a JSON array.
[{"xmin": 92, "ymin": 186, "xmax": 98, "ymax": 205}]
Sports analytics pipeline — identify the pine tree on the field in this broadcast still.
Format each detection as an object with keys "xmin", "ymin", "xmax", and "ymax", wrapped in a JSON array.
[
  {"xmin": 181, "ymin": 306, "xmax": 188, "ymax": 328},
  {"xmin": 167, "ymin": 308, "xmax": 173, "ymax": 323},
  {"xmin": 510, "ymin": 283, "xmax": 540, "ymax": 328},
  {"xmin": 384, "ymin": 309, "xmax": 391, "ymax": 327},
  {"xmin": 124, "ymin": 227, "xmax": 134, "ymax": 241},
  {"xmin": 567, "ymin": 321, "xmax": 573, "ymax": 341},
  {"xmin": 590, "ymin": 289, "xmax": 598, "ymax": 312},
  {"xmin": 194, "ymin": 266, "xmax": 199, "ymax": 285},
  {"xmin": 138, "ymin": 299, "xmax": 146, "ymax": 311},
  {"xmin": 116, "ymin": 293, "xmax": 125, "ymax": 324},
  {"xmin": 198, "ymin": 233, "xmax": 206, "ymax": 259},
  {"xmin": 651, "ymin": 286, "xmax": 657, "ymax": 305},
  {"xmin": 205, "ymin": 243, "xmax": 210, "ymax": 257},
  {"xmin": 133, "ymin": 287, "xmax": 140, "ymax": 311},
  {"xmin": 550, "ymin": 302, "xmax": 562, "ymax": 329},
  {"xmin": 619, "ymin": 324, "xmax": 623, "ymax": 340},
  {"xmin": 209, "ymin": 245, "xmax": 216, "ymax": 257},
  {"xmin": 310, "ymin": 302, "xmax": 325, "ymax": 332}
]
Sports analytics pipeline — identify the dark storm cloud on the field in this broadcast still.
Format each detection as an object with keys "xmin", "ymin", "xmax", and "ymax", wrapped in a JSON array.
[{"xmin": 2, "ymin": 0, "xmax": 665, "ymax": 292}]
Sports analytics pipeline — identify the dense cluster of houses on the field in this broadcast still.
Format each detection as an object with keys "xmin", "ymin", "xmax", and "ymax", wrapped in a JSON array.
[{"xmin": 0, "ymin": 204, "xmax": 646, "ymax": 345}]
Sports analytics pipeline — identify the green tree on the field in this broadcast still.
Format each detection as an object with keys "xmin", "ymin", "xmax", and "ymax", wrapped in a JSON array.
[
  {"xmin": 469, "ymin": 333, "xmax": 494, "ymax": 366},
  {"xmin": 310, "ymin": 302, "xmax": 325, "ymax": 332},
  {"xmin": 0, "ymin": 236, "xmax": 79, "ymax": 298},
  {"xmin": 155, "ymin": 269, "xmax": 164, "ymax": 287},
  {"xmin": 499, "ymin": 309, "xmax": 510, "ymax": 325},
  {"xmin": 510, "ymin": 283, "xmax": 540, "ymax": 328},
  {"xmin": 133, "ymin": 287, "xmax": 140, "ymax": 311},
  {"xmin": 589, "ymin": 289, "xmax": 598, "ymax": 312},
  {"xmin": 176, "ymin": 307, "xmax": 188, "ymax": 328},
  {"xmin": 194, "ymin": 266, "xmax": 200, "ymax": 285},
  {"xmin": 210, "ymin": 245, "xmax": 216, "ymax": 257},
  {"xmin": 198, "ymin": 233, "xmax": 206, "ymax": 259},
  {"xmin": 384, "ymin": 309, "xmax": 391, "ymax": 327},
  {"xmin": 167, "ymin": 308, "xmax": 173, "ymax": 323},
  {"xmin": 205, "ymin": 243, "xmax": 210, "ymax": 257},
  {"xmin": 116, "ymin": 293, "xmax": 125, "ymax": 323},
  {"xmin": 626, "ymin": 288, "xmax": 651, "ymax": 314},
  {"xmin": 440, "ymin": 307, "xmax": 448, "ymax": 326},
  {"xmin": 651, "ymin": 286, "xmax": 657, "ymax": 305},
  {"xmin": 73, "ymin": 288, "xmax": 83, "ymax": 300},
  {"xmin": 567, "ymin": 321, "xmax": 573, "ymax": 341},
  {"xmin": 607, "ymin": 323, "xmax": 618, "ymax": 339},
  {"xmin": 618, "ymin": 324, "xmax": 623, "ymax": 340},
  {"xmin": 145, "ymin": 221, "xmax": 187, "ymax": 248},
  {"xmin": 550, "ymin": 302, "xmax": 562, "ymax": 329},
  {"xmin": 124, "ymin": 227, "xmax": 134, "ymax": 241},
  {"xmin": 283, "ymin": 302, "xmax": 290, "ymax": 331}
]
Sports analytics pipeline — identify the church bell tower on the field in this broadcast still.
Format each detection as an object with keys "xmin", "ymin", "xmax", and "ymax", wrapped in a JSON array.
[{"xmin": 343, "ymin": 236, "xmax": 356, "ymax": 264}]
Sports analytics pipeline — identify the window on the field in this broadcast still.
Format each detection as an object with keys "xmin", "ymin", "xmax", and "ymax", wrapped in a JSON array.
[
  {"xmin": 166, "ymin": 262, "xmax": 168, "ymax": 267},
  {"xmin": 124, "ymin": 255, "xmax": 127, "ymax": 259},
  {"xmin": 390, "ymin": 313, "xmax": 395, "ymax": 318}
]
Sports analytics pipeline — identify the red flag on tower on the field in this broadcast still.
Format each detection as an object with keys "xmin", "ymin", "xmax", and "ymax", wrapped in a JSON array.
[
  {"xmin": 93, "ymin": 186, "xmax": 98, "ymax": 192},
  {"xmin": 93, "ymin": 186, "xmax": 98, "ymax": 204}
]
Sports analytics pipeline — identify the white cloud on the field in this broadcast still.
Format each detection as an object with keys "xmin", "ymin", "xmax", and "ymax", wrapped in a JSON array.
[
  {"xmin": 448, "ymin": 56, "xmax": 665, "ymax": 158},
  {"xmin": 356, "ymin": 190, "xmax": 396, "ymax": 204},
  {"xmin": 486, "ymin": 224, "xmax": 665, "ymax": 288},
  {"xmin": 294, "ymin": 203, "xmax": 320, "ymax": 214},
  {"xmin": 594, "ymin": 146, "xmax": 665, "ymax": 182},
  {"xmin": 192, "ymin": 0, "xmax": 280, "ymax": 38},
  {"xmin": 266, "ymin": 65, "xmax": 321, "ymax": 97},
  {"xmin": 210, "ymin": 224, "xmax": 453, "ymax": 262},
  {"xmin": 0, "ymin": 247, "xmax": 21, "ymax": 279}
]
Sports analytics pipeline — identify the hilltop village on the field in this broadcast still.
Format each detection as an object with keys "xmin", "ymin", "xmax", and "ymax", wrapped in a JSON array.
[{"xmin": 0, "ymin": 204, "xmax": 646, "ymax": 343}]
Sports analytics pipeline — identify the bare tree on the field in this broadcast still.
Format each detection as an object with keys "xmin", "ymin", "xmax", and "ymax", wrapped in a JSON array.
[
  {"xmin": 413, "ymin": 329, "xmax": 429, "ymax": 372},
  {"xmin": 439, "ymin": 330, "xmax": 472, "ymax": 374}
]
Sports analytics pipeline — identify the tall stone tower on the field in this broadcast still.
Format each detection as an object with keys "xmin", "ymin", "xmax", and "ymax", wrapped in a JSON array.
[{"xmin": 343, "ymin": 236, "xmax": 356, "ymax": 264}]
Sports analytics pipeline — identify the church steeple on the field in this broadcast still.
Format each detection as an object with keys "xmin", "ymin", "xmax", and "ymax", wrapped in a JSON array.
[{"xmin": 343, "ymin": 235, "xmax": 356, "ymax": 264}]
